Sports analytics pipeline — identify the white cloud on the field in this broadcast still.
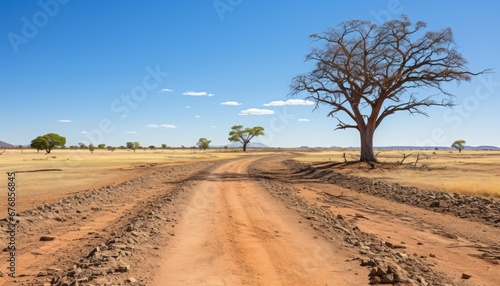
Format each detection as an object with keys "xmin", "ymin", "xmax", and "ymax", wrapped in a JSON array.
[
  {"xmin": 160, "ymin": 124, "xmax": 177, "ymax": 129},
  {"xmin": 211, "ymin": 125, "xmax": 216, "ymax": 128},
  {"xmin": 194, "ymin": 115, "xmax": 201, "ymax": 118},
  {"xmin": 80, "ymin": 131, "xmax": 88, "ymax": 134},
  {"xmin": 263, "ymin": 99, "xmax": 315, "ymax": 106},
  {"xmin": 239, "ymin": 108, "xmax": 275, "ymax": 116},
  {"xmin": 146, "ymin": 124, "xmax": 177, "ymax": 129},
  {"xmin": 126, "ymin": 131, "xmax": 138, "ymax": 134},
  {"xmin": 221, "ymin": 101, "xmax": 242, "ymax": 106},
  {"xmin": 58, "ymin": 119, "xmax": 72, "ymax": 123},
  {"xmin": 298, "ymin": 118, "xmax": 310, "ymax": 122},
  {"xmin": 182, "ymin": 91, "xmax": 214, "ymax": 97},
  {"xmin": 185, "ymin": 106, "xmax": 191, "ymax": 109},
  {"xmin": 159, "ymin": 88, "xmax": 173, "ymax": 93}
]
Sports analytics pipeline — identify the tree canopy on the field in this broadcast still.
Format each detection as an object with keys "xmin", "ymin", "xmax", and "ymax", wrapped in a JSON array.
[
  {"xmin": 126, "ymin": 141, "xmax": 141, "ymax": 153},
  {"xmin": 197, "ymin": 138, "xmax": 212, "ymax": 150},
  {"xmin": 228, "ymin": 125, "xmax": 265, "ymax": 152},
  {"xmin": 30, "ymin": 133, "xmax": 66, "ymax": 153},
  {"xmin": 291, "ymin": 16, "xmax": 486, "ymax": 162},
  {"xmin": 451, "ymin": 139, "xmax": 466, "ymax": 153}
]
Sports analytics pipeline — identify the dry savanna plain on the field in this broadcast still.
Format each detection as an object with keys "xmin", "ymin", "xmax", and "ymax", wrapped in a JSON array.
[{"xmin": 0, "ymin": 148, "xmax": 499, "ymax": 285}]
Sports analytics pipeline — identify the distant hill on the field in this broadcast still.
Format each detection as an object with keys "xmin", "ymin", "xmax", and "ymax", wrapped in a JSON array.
[
  {"xmin": 227, "ymin": 142, "xmax": 269, "ymax": 148},
  {"xmin": 464, "ymin": 145, "xmax": 500, "ymax": 150},
  {"xmin": 297, "ymin": 145, "xmax": 500, "ymax": 150},
  {"xmin": 0, "ymin": 140, "xmax": 14, "ymax": 148},
  {"xmin": 376, "ymin": 145, "xmax": 500, "ymax": 150},
  {"xmin": 211, "ymin": 142, "xmax": 270, "ymax": 149}
]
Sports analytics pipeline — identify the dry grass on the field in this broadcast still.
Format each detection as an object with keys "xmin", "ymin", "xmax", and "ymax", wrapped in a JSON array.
[
  {"xmin": 1, "ymin": 147, "xmax": 498, "ymax": 212},
  {"xmin": 0, "ymin": 148, "xmax": 265, "ymax": 211},
  {"xmin": 296, "ymin": 149, "xmax": 500, "ymax": 198}
]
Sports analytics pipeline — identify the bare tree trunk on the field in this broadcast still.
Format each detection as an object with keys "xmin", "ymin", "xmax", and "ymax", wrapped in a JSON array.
[
  {"xmin": 242, "ymin": 142, "xmax": 248, "ymax": 152},
  {"xmin": 359, "ymin": 127, "xmax": 377, "ymax": 162}
]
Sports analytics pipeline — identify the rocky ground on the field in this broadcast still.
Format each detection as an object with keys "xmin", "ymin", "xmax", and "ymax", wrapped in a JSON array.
[
  {"xmin": 0, "ymin": 155, "xmax": 498, "ymax": 285},
  {"xmin": 281, "ymin": 159, "xmax": 500, "ymax": 227}
]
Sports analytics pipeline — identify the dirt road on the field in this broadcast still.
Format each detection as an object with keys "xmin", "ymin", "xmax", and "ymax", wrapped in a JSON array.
[
  {"xmin": 1, "ymin": 155, "xmax": 498, "ymax": 285},
  {"xmin": 154, "ymin": 157, "xmax": 365, "ymax": 285}
]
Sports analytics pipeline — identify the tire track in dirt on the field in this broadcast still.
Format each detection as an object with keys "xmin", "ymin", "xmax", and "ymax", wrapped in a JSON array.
[
  {"xmin": 297, "ymin": 183, "xmax": 500, "ymax": 286},
  {"xmin": 154, "ymin": 157, "xmax": 365, "ymax": 285},
  {"xmin": 251, "ymin": 155, "xmax": 500, "ymax": 286},
  {"xmin": 0, "ymin": 161, "xmax": 221, "ymax": 285}
]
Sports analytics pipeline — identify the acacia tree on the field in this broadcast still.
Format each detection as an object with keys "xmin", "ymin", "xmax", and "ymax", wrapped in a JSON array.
[
  {"xmin": 89, "ymin": 144, "xmax": 95, "ymax": 154},
  {"xmin": 197, "ymin": 138, "xmax": 211, "ymax": 150},
  {"xmin": 228, "ymin": 125, "xmax": 265, "ymax": 152},
  {"xmin": 291, "ymin": 16, "xmax": 487, "ymax": 162},
  {"xmin": 451, "ymin": 139, "xmax": 466, "ymax": 153},
  {"xmin": 30, "ymin": 133, "xmax": 66, "ymax": 154},
  {"xmin": 126, "ymin": 141, "xmax": 141, "ymax": 153}
]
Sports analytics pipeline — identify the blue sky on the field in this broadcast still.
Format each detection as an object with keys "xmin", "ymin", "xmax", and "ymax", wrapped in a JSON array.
[{"xmin": 1, "ymin": 0, "xmax": 499, "ymax": 148}]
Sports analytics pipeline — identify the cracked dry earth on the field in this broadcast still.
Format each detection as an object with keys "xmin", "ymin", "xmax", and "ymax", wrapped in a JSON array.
[{"xmin": 0, "ymin": 155, "xmax": 499, "ymax": 285}]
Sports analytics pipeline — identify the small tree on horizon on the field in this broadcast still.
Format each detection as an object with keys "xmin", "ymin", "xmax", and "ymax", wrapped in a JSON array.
[
  {"xmin": 126, "ymin": 142, "xmax": 141, "ymax": 153},
  {"xmin": 451, "ymin": 140, "xmax": 466, "ymax": 153},
  {"xmin": 89, "ymin": 144, "xmax": 95, "ymax": 154},
  {"xmin": 228, "ymin": 125, "xmax": 265, "ymax": 152},
  {"xmin": 98, "ymin": 144, "xmax": 106, "ymax": 149},
  {"xmin": 161, "ymin": 144, "xmax": 167, "ymax": 149},
  {"xmin": 197, "ymin": 138, "xmax": 212, "ymax": 150},
  {"xmin": 78, "ymin": 142, "xmax": 87, "ymax": 149}
]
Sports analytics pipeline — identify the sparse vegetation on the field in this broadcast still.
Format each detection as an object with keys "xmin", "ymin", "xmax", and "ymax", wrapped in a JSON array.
[
  {"xmin": 126, "ymin": 142, "xmax": 141, "ymax": 153},
  {"xmin": 296, "ymin": 149, "xmax": 500, "ymax": 198},
  {"xmin": 197, "ymin": 138, "xmax": 211, "ymax": 150}
]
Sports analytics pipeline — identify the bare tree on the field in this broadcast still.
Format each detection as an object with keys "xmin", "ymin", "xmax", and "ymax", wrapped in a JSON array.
[{"xmin": 291, "ymin": 16, "xmax": 488, "ymax": 162}]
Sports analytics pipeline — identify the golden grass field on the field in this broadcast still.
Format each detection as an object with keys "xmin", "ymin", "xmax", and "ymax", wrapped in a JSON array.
[
  {"xmin": 0, "ymin": 147, "xmax": 499, "ymax": 213},
  {"xmin": 295, "ymin": 149, "xmax": 500, "ymax": 198},
  {"xmin": 0, "ymin": 148, "xmax": 263, "ymax": 211}
]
